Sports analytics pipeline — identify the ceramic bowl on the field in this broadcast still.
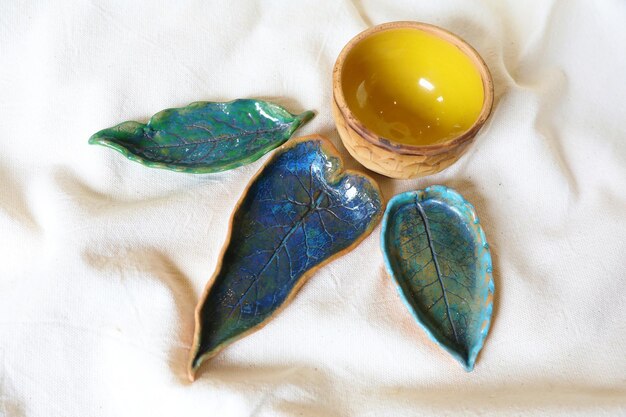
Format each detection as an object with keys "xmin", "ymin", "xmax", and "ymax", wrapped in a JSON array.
[{"xmin": 332, "ymin": 21, "xmax": 494, "ymax": 179}]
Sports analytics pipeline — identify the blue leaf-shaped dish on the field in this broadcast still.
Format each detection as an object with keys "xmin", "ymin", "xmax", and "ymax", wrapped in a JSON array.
[
  {"xmin": 188, "ymin": 135, "xmax": 383, "ymax": 380},
  {"xmin": 89, "ymin": 99, "xmax": 314, "ymax": 173},
  {"xmin": 381, "ymin": 186, "xmax": 494, "ymax": 371}
]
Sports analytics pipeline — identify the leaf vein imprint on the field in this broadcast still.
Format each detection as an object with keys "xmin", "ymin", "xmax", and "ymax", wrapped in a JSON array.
[
  {"xmin": 226, "ymin": 191, "xmax": 326, "ymax": 318},
  {"xmin": 415, "ymin": 197, "xmax": 460, "ymax": 344},
  {"xmin": 143, "ymin": 124, "xmax": 290, "ymax": 150}
]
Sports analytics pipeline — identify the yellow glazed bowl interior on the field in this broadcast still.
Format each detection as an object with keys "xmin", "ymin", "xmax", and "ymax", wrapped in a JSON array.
[{"xmin": 341, "ymin": 27, "xmax": 486, "ymax": 146}]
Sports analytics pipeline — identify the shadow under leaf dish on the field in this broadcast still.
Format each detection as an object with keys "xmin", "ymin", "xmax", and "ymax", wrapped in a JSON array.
[
  {"xmin": 89, "ymin": 99, "xmax": 314, "ymax": 173},
  {"xmin": 188, "ymin": 135, "xmax": 383, "ymax": 380},
  {"xmin": 381, "ymin": 186, "xmax": 493, "ymax": 370}
]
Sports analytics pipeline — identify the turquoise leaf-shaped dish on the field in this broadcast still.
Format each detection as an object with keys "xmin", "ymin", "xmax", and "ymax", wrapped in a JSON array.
[
  {"xmin": 381, "ymin": 186, "xmax": 494, "ymax": 371},
  {"xmin": 188, "ymin": 135, "xmax": 383, "ymax": 380},
  {"xmin": 89, "ymin": 99, "xmax": 314, "ymax": 173}
]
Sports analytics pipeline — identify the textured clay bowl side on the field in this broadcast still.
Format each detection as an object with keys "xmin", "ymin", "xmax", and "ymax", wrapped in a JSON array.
[{"xmin": 332, "ymin": 21, "xmax": 494, "ymax": 179}]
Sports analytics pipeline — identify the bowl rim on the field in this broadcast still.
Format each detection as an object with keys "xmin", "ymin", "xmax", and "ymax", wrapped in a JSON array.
[{"xmin": 332, "ymin": 21, "xmax": 494, "ymax": 156}]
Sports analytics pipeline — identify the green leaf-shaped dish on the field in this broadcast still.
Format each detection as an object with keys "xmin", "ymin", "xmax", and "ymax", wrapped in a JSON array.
[
  {"xmin": 89, "ymin": 99, "xmax": 314, "ymax": 173},
  {"xmin": 381, "ymin": 186, "xmax": 494, "ymax": 371},
  {"xmin": 189, "ymin": 135, "xmax": 383, "ymax": 380}
]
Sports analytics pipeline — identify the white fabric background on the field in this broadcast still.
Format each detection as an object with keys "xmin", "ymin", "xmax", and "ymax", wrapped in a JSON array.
[{"xmin": 1, "ymin": 1, "xmax": 625, "ymax": 416}]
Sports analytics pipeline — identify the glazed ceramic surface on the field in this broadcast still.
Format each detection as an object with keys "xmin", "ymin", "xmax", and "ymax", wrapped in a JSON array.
[
  {"xmin": 189, "ymin": 135, "xmax": 383, "ymax": 380},
  {"xmin": 341, "ymin": 27, "xmax": 484, "ymax": 146},
  {"xmin": 89, "ymin": 99, "xmax": 314, "ymax": 173},
  {"xmin": 381, "ymin": 186, "xmax": 493, "ymax": 370},
  {"xmin": 332, "ymin": 22, "xmax": 493, "ymax": 179},
  {"xmin": 332, "ymin": 100, "xmax": 472, "ymax": 179}
]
